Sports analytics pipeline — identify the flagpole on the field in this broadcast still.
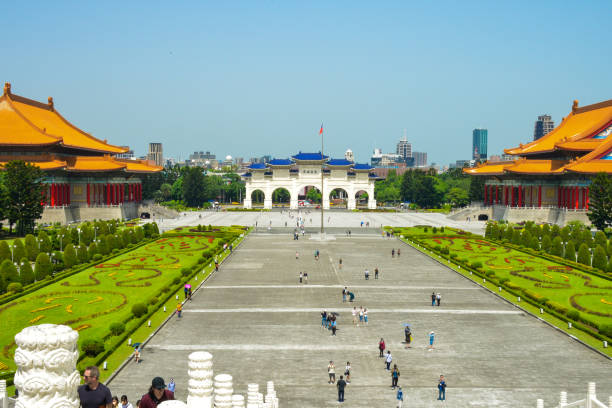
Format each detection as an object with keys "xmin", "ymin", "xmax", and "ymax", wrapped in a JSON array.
[{"xmin": 320, "ymin": 125, "xmax": 324, "ymax": 235}]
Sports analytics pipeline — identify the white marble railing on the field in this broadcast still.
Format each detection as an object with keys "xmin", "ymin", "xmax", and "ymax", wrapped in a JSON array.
[{"xmin": 536, "ymin": 383, "xmax": 612, "ymax": 408}]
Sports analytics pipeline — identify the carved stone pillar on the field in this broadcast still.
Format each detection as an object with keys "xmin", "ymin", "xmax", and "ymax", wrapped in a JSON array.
[
  {"xmin": 13, "ymin": 324, "xmax": 80, "ymax": 408},
  {"xmin": 246, "ymin": 384, "xmax": 259, "ymax": 408},
  {"xmin": 231, "ymin": 394, "xmax": 245, "ymax": 407},
  {"xmin": 158, "ymin": 402, "xmax": 188, "ymax": 408},
  {"xmin": 186, "ymin": 351, "xmax": 213, "ymax": 408},
  {"xmin": 213, "ymin": 374, "xmax": 233, "ymax": 408}
]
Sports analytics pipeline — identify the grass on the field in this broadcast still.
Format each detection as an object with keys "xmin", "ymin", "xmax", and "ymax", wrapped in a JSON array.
[{"xmin": 0, "ymin": 226, "xmax": 246, "ymax": 375}]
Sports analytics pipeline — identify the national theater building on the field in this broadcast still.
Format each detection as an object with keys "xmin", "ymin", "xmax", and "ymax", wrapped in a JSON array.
[
  {"xmin": 465, "ymin": 98, "xmax": 612, "ymax": 224},
  {"xmin": 0, "ymin": 83, "xmax": 162, "ymax": 224}
]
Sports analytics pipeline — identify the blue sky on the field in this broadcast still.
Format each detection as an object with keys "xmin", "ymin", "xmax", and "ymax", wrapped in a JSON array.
[{"xmin": 5, "ymin": 1, "xmax": 612, "ymax": 166}]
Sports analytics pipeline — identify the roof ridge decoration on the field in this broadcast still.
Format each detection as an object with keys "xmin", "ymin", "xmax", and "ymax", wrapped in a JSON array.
[{"xmin": 0, "ymin": 91, "xmax": 62, "ymax": 144}]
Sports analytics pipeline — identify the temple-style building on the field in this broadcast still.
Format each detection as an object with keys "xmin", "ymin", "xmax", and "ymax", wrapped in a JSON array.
[
  {"xmin": 464, "ymin": 98, "xmax": 612, "ymax": 224},
  {"xmin": 242, "ymin": 152, "xmax": 377, "ymax": 209},
  {"xmin": 0, "ymin": 83, "xmax": 162, "ymax": 223}
]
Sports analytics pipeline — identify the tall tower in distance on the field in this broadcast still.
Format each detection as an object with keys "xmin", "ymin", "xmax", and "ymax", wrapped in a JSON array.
[
  {"xmin": 147, "ymin": 142, "xmax": 163, "ymax": 167},
  {"xmin": 396, "ymin": 130, "xmax": 412, "ymax": 163},
  {"xmin": 472, "ymin": 129, "xmax": 488, "ymax": 161},
  {"xmin": 533, "ymin": 115, "xmax": 555, "ymax": 141}
]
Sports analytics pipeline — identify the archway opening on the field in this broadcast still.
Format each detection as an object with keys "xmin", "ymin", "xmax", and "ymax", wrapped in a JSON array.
[
  {"xmin": 355, "ymin": 190, "xmax": 369, "ymax": 208},
  {"xmin": 272, "ymin": 187, "xmax": 291, "ymax": 207},
  {"xmin": 330, "ymin": 188, "xmax": 348, "ymax": 209},
  {"xmin": 478, "ymin": 214, "xmax": 489, "ymax": 221},
  {"xmin": 299, "ymin": 185, "xmax": 321, "ymax": 206},
  {"xmin": 251, "ymin": 189, "xmax": 265, "ymax": 208}
]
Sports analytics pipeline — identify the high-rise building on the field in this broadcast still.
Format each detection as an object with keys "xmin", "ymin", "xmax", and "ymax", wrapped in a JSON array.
[
  {"xmin": 345, "ymin": 149, "xmax": 354, "ymax": 162},
  {"xmin": 472, "ymin": 129, "xmax": 488, "ymax": 160},
  {"xmin": 413, "ymin": 151, "xmax": 427, "ymax": 167},
  {"xmin": 147, "ymin": 142, "xmax": 163, "ymax": 167},
  {"xmin": 396, "ymin": 134, "xmax": 412, "ymax": 162},
  {"xmin": 533, "ymin": 114, "xmax": 555, "ymax": 140}
]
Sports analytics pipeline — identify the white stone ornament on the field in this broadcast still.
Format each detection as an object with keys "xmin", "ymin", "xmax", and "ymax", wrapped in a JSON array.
[
  {"xmin": 231, "ymin": 394, "xmax": 245, "ymax": 407},
  {"xmin": 159, "ymin": 401, "xmax": 188, "ymax": 408},
  {"xmin": 13, "ymin": 324, "xmax": 80, "ymax": 408},
  {"xmin": 246, "ymin": 383, "xmax": 259, "ymax": 408},
  {"xmin": 187, "ymin": 351, "xmax": 213, "ymax": 408},
  {"xmin": 213, "ymin": 374, "xmax": 233, "ymax": 407}
]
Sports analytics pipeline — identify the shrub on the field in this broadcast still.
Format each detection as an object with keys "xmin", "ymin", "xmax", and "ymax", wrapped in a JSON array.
[
  {"xmin": 149, "ymin": 297, "xmax": 159, "ymax": 305},
  {"xmin": 131, "ymin": 303, "xmax": 148, "ymax": 317},
  {"xmin": 12, "ymin": 240, "xmax": 26, "ymax": 265},
  {"xmin": 0, "ymin": 241, "xmax": 10, "ymax": 262},
  {"xmin": 550, "ymin": 236, "xmax": 563, "ymax": 257},
  {"xmin": 470, "ymin": 261, "xmax": 483, "ymax": 269},
  {"xmin": 92, "ymin": 254, "xmax": 103, "ymax": 261},
  {"xmin": 505, "ymin": 281, "xmax": 520, "ymax": 290},
  {"xmin": 545, "ymin": 300, "xmax": 569, "ymax": 315},
  {"xmin": 161, "ymin": 286, "xmax": 170, "ymax": 293},
  {"xmin": 0, "ymin": 259, "xmax": 20, "ymax": 291},
  {"xmin": 7, "ymin": 282, "xmax": 23, "ymax": 293},
  {"xmin": 592, "ymin": 245, "xmax": 608, "ymax": 271},
  {"xmin": 440, "ymin": 226, "xmax": 445, "ymax": 232},
  {"xmin": 564, "ymin": 241, "xmax": 576, "ymax": 261},
  {"xmin": 595, "ymin": 230, "xmax": 607, "ymax": 248},
  {"xmin": 577, "ymin": 243, "xmax": 591, "ymax": 266},
  {"xmin": 198, "ymin": 257, "xmax": 206, "ymax": 264},
  {"xmin": 181, "ymin": 268, "xmax": 191, "ymax": 277},
  {"xmin": 541, "ymin": 235, "xmax": 552, "ymax": 253},
  {"xmin": 172, "ymin": 277, "xmax": 180, "ymax": 285},
  {"xmin": 24, "ymin": 234, "xmax": 39, "ymax": 261},
  {"xmin": 109, "ymin": 322, "xmax": 126, "ymax": 336},
  {"xmin": 63, "ymin": 244, "xmax": 77, "ymax": 268},
  {"xmin": 529, "ymin": 236, "xmax": 540, "ymax": 251},
  {"xmin": 600, "ymin": 325, "xmax": 612, "ymax": 338},
  {"xmin": 567, "ymin": 310, "xmax": 580, "ymax": 321},
  {"xmin": 450, "ymin": 253, "xmax": 458, "ymax": 259},
  {"xmin": 34, "ymin": 253, "xmax": 52, "ymax": 281},
  {"xmin": 485, "ymin": 270, "xmax": 496, "ymax": 277},
  {"xmin": 81, "ymin": 339, "xmax": 105, "ymax": 357},
  {"xmin": 499, "ymin": 278, "xmax": 509, "ymax": 284},
  {"xmin": 432, "ymin": 227, "xmax": 438, "ymax": 233},
  {"xmin": 523, "ymin": 289, "xmax": 548, "ymax": 304},
  {"xmin": 19, "ymin": 258, "xmax": 35, "ymax": 285}
]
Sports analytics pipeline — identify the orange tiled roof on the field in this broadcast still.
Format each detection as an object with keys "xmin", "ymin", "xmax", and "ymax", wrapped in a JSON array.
[
  {"xmin": 504, "ymin": 159, "xmax": 566, "ymax": 175},
  {"xmin": 554, "ymin": 139, "xmax": 603, "ymax": 151},
  {"xmin": 121, "ymin": 160, "xmax": 163, "ymax": 173},
  {"xmin": 564, "ymin": 161, "xmax": 612, "ymax": 174},
  {"xmin": 66, "ymin": 156, "xmax": 127, "ymax": 172},
  {"xmin": 1, "ymin": 83, "xmax": 128, "ymax": 154},
  {"xmin": 505, "ymin": 99, "xmax": 612, "ymax": 155},
  {"xmin": 463, "ymin": 162, "xmax": 513, "ymax": 176},
  {"xmin": 0, "ymin": 159, "xmax": 66, "ymax": 170}
]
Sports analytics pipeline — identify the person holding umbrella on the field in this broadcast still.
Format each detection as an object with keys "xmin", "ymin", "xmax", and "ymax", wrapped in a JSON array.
[{"xmin": 404, "ymin": 324, "xmax": 412, "ymax": 348}]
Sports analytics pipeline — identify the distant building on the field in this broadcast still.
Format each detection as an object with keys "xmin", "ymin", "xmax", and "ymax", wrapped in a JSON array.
[
  {"xmin": 345, "ymin": 149, "xmax": 354, "ymax": 162},
  {"xmin": 452, "ymin": 159, "xmax": 476, "ymax": 168},
  {"xmin": 190, "ymin": 151, "xmax": 216, "ymax": 161},
  {"xmin": 371, "ymin": 148, "xmax": 402, "ymax": 167},
  {"xmin": 396, "ymin": 135, "xmax": 412, "ymax": 163},
  {"xmin": 533, "ymin": 114, "xmax": 555, "ymax": 140},
  {"xmin": 413, "ymin": 151, "xmax": 427, "ymax": 167},
  {"xmin": 472, "ymin": 129, "xmax": 488, "ymax": 160},
  {"xmin": 147, "ymin": 142, "xmax": 164, "ymax": 167},
  {"xmin": 116, "ymin": 147, "xmax": 134, "ymax": 159}
]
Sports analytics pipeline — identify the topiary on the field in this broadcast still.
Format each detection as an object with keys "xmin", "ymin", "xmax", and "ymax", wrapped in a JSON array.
[
  {"xmin": 592, "ymin": 245, "xmax": 608, "ymax": 271},
  {"xmin": 149, "ymin": 297, "xmax": 158, "ymax": 305},
  {"xmin": 7, "ymin": 282, "xmax": 23, "ymax": 293},
  {"xmin": 92, "ymin": 254, "xmax": 103, "ymax": 261},
  {"xmin": 109, "ymin": 322, "xmax": 126, "ymax": 336},
  {"xmin": 470, "ymin": 261, "xmax": 483, "ymax": 269},
  {"xmin": 577, "ymin": 243, "xmax": 591, "ymax": 266},
  {"xmin": 34, "ymin": 252, "xmax": 52, "ymax": 281},
  {"xmin": 567, "ymin": 310, "xmax": 580, "ymax": 321},
  {"xmin": 564, "ymin": 241, "xmax": 576, "ymax": 261},
  {"xmin": 19, "ymin": 258, "xmax": 34, "ymax": 285},
  {"xmin": 81, "ymin": 339, "xmax": 105, "ymax": 357},
  {"xmin": 172, "ymin": 277, "xmax": 180, "ymax": 285},
  {"xmin": 24, "ymin": 234, "xmax": 39, "ymax": 261},
  {"xmin": 131, "ymin": 303, "xmax": 148, "ymax": 317},
  {"xmin": 600, "ymin": 324, "xmax": 612, "ymax": 338},
  {"xmin": 63, "ymin": 244, "xmax": 77, "ymax": 268}
]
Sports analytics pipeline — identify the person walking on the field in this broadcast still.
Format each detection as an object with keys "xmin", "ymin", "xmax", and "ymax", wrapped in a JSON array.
[
  {"xmin": 436, "ymin": 293, "xmax": 441, "ymax": 306},
  {"xmin": 364, "ymin": 268, "xmax": 369, "ymax": 280},
  {"xmin": 339, "ymin": 258, "xmax": 343, "ymax": 269},
  {"xmin": 304, "ymin": 272, "xmax": 308, "ymax": 284},
  {"xmin": 431, "ymin": 292, "xmax": 436, "ymax": 306},
  {"xmin": 331, "ymin": 317, "xmax": 337, "ymax": 336},
  {"xmin": 344, "ymin": 362, "xmax": 351, "ymax": 383},
  {"xmin": 363, "ymin": 308, "xmax": 368, "ymax": 325},
  {"xmin": 299, "ymin": 272, "xmax": 303, "ymax": 283},
  {"xmin": 342, "ymin": 287, "xmax": 347, "ymax": 303},
  {"xmin": 337, "ymin": 375, "xmax": 347, "ymax": 402},
  {"xmin": 397, "ymin": 248, "xmax": 401, "ymax": 257},
  {"xmin": 437, "ymin": 375, "xmax": 446, "ymax": 401},
  {"xmin": 428, "ymin": 331, "xmax": 435, "ymax": 350},
  {"xmin": 321, "ymin": 310, "xmax": 327, "ymax": 328},
  {"xmin": 328, "ymin": 361, "xmax": 336, "ymax": 384},
  {"xmin": 120, "ymin": 395, "xmax": 133, "ymax": 408},
  {"xmin": 352, "ymin": 307, "xmax": 358, "ymax": 326},
  {"xmin": 385, "ymin": 350, "xmax": 392, "ymax": 370},
  {"xmin": 396, "ymin": 387, "xmax": 404, "ymax": 408},
  {"xmin": 133, "ymin": 347, "xmax": 141, "ymax": 363},
  {"xmin": 78, "ymin": 366, "xmax": 112, "ymax": 408},
  {"xmin": 139, "ymin": 377, "xmax": 175, "ymax": 408},
  {"xmin": 391, "ymin": 249, "xmax": 395, "ymax": 258},
  {"xmin": 359, "ymin": 307, "xmax": 364, "ymax": 325},
  {"xmin": 167, "ymin": 379, "xmax": 176, "ymax": 393},
  {"xmin": 404, "ymin": 326, "xmax": 412, "ymax": 348},
  {"xmin": 374, "ymin": 268, "xmax": 379, "ymax": 279},
  {"xmin": 296, "ymin": 251, "xmax": 299, "ymax": 259},
  {"xmin": 378, "ymin": 338, "xmax": 385, "ymax": 357},
  {"xmin": 176, "ymin": 303, "xmax": 182, "ymax": 318},
  {"xmin": 391, "ymin": 365, "xmax": 400, "ymax": 389}
]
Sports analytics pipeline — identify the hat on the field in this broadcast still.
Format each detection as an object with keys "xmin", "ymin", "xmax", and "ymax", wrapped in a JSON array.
[{"xmin": 152, "ymin": 377, "xmax": 166, "ymax": 389}]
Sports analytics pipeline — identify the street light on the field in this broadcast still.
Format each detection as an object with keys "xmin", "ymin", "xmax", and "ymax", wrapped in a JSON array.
[{"xmin": 77, "ymin": 228, "xmax": 81, "ymax": 246}]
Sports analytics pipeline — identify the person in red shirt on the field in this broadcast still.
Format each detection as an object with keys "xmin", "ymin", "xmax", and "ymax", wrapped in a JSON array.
[
  {"xmin": 139, "ymin": 377, "xmax": 174, "ymax": 408},
  {"xmin": 378, "ymin": 338, "xmax": 385, "ymax": 357}
]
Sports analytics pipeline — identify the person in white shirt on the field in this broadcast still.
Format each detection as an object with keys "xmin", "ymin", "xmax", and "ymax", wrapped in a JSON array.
[{"xmin": 385, "ymin": 351, "xmax": 392, "ymax": 370}]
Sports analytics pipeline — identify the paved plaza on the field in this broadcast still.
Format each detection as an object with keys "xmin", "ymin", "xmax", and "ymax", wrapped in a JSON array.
[{"xmin": 107, "ymin": 230, "xmax": 611, "ymax": 407}]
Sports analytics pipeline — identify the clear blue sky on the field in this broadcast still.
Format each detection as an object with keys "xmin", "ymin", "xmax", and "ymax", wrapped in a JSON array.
[{"xmin": 5, "ymin": 1, "xmax": 612, "ymax": 166}]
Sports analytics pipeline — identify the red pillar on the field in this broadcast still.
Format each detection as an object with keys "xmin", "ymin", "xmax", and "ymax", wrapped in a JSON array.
[
  {"xmin": 106, "ymin": 183, "xmax": 110, "ymax": 205},
  {"xmin": 574, "ymin": 186, "xmax": 579, "ymax": 209},
  {"xmin": 484, "ymin": 185, "xmax": 487, "ymax": 205},
  {"xmin": 518, "ymin": 186, "xmax": 522, "ymax": 207},
  {"xmin": 538, "ymin": 185, "xmax": 542, "ymax": 208},
  {"xmin": 586, "ymin": 187, "xmax": 590, "ymax": 210},
  {"xmin": 67, "ymin": 184, "xmax": 70, "ymax": 205}
]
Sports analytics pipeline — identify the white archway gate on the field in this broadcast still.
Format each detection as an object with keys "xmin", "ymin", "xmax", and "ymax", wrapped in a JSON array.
[{"xmin": 242, "ymin": 154, "xmax": 376, "ymax": 210}]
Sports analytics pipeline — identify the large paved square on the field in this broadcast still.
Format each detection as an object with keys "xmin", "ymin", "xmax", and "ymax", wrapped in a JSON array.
[{"xmin": 108, "ymin": 231, "xmax": 611, "ymax": 407}]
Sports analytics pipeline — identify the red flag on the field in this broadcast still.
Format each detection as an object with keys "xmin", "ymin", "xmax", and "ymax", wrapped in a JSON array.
[{"xmin": 319, "ymin": 124, "xmax": 323, "ymax": 135}]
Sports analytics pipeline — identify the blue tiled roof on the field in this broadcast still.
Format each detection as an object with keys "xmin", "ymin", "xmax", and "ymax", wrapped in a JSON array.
[
  {"xmin": 269, "ymin": 159, "xmax": 293, "ymax": 166},
  {"xmin": 292, "ymin": 152, "xmax": 329, "ymax": 161},
  {"xmin": 327, "ymin": 159, "xmax": 353, "ymax": 166},
  {"xmin": 241, "ymin": 172, "xmax": 252, "ymax": 177},
  {"xmin": 248, "ymin": 163, "xmax": 267, "ymax": 169},
  {"xmin": 353, "ymin": 163, "xmax": 372, "ymax": 170}
]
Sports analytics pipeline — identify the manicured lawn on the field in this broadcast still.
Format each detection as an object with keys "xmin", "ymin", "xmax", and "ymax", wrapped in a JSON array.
[{"xmin": 0, "ymin": 227, "xmax": 245, "ymax": 373}]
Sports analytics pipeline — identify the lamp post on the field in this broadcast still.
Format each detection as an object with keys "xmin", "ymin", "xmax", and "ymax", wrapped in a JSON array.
[{"xmin": 77, "ymin": 228, "xmax": 81, "ymax": 246}]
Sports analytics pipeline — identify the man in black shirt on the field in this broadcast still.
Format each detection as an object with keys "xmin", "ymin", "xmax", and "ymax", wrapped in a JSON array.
[
  {"xmin": 78, "ymin": 366, "xmax": 113, "ymax": 408},
  {"xmin": 337, "ymin": 375, "xmax": 347, "ymax": 402}
]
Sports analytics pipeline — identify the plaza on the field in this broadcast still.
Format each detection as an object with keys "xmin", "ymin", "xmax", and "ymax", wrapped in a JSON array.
[{"xmin": 107, "ymin": 229, "xmax": 611, "ymax": 407}]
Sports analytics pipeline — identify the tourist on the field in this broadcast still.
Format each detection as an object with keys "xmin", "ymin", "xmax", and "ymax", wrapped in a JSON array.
[
  {"xmin": 304, "ymin": 272, "xmax": 308, "ymax": 284},
  {"xmin": 214, "ymin": 260, "xmax": 219, "ymax": 272},
  {"xmin": 363, "ymin": 308, "xmax": 368, "ymax": 325},
  {"xmin": 136, "ymin": 400, "xmax": 141, "ymax": 408},
  {"xmin": 342, "ymin": 287, "xmax": 347, "ymax": 302},
  {"xmin": 429, "ymin": 331, "xmax": 435, "ymax": 350},
  {"xmin": 187, "ymin": 287, "xmax": 192, "ymax": 301},
  {"xmin": 120, "ymin": 395, "xmax": 133, "ymax": 408},
  {"xmin": 404, "ymin": 326, "xmax": 412, "ymax": 348},
  {"xmin": 77, "ymin": 366, "xmax": 113, "ymax": 408},
  {"xmin": 352, "ymin": 307, "xmax": 358, "ymax": 326},
  {"xmin": 344, "ymin": 362, "xmax": 351, "ymax": 383},
  {"xmin": 337, "ymin": 375, "xmax": 347, "ymax": 402},
  {"xmin": 139, "ymin": 377, "xmax": 175, "ymax": 408},
  {"xmin": 378, "ymin": 338, "xmax": 385, "ymax": 357},
  {"xmin": 331, "ymin": 317, "xmax": 337, "ymax": 336},
  {"xmin": 168, "ymin": 378, "xmax": 175, "ymax": 393},
  {"xmin": 437, "ymin": 375, "xmax": 446, "ymax": 401},
  {"xmin": 133, "ymin": 346, "xmax": 141, "ymax": 363},
  {"xmin": 321, "ymin": 310, "xmax": 327, "ymax": 328},
  {"xmin": 359, "ymin": 307, "xmax": 364, "ymax": 324},
  {"xmin": 299, "ymin": 272, "xmax": 303, "ymax": 283},
  {"xmin": 391, "ymin": 364, "xmax": 400, "ymax": 389},
  {"xmin": 328, "ymin": 361, "xmax": 336, "ymax": 384},
  {"xmin": 431, "ymin": 292, "xmax": 436, "ymax": 306},
  {"xmin": 176, "ymin": 303, "xmax": 182, "ymax": 318},
  {"xmin": 364, "ymin": 268, "xmax": 369, "ymax": 280},
  {"xmin": 339, "ymin": 258, "xmax": 342, "ymax": 269},
  {"xmin": 183, "ymin": 285, "xmax": 189, "ymax": 300},
  {"xmin": 348, "ymin": 291, "xmax": 355, "ymax": 302},
  {"xmin": 385, "ymin": 351, "xmax": 392, "ymax": 370},
  {"xmin": 296, "ymin": 251, "xmax": 299, "ymax": 259},
  {"xmin": 391, "ymin": 248, "xmax": 395, "ymax": 258},
  {"xmin": 397, "ymin": 387, "xmax": 404, "ymax": 408},
  {"xmin": 112, "ymin": 396, "xmax": 119, "ymax": 407},
  {"xmin": 374, "ymin": 267, "xmax": 379, "ymax": 279},
  {"xmin": 397, "ymin": 248, "xmax": 400, "ymax": 257},
  {"xmin": 436, "ymin": 293, "xmax": 441, "ymax": 306}
]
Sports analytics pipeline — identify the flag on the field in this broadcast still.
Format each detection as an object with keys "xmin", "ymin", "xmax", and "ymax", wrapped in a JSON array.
[{"xmin": 319, "ymin": 124, "xmax": 323, "ymax": 135}]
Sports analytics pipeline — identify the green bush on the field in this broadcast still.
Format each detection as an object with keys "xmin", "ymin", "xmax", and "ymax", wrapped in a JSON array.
[
  {"xmin": 172, "ymin": 277, "xmax": 181, "ymax": 284},
  {"xmin": 24, "ymin": 234, "xmax": 39, "ymax": 261},
  {"xmin": 131, "ymin": 303, "xmax": 148, "ymax": 317},
  {"xmin": 149, "ymin": 297, "xmax": 159, "ymax": 305},
  {"xmin": 34, "ymin": 252, "xmax": 52, "ymax": 280},
  {"xmin": 0, "ymin": 259, "xmax": 20, "ymax": 292},
  {"xmin": 19, "ymin": 258, "xmax": 35, "ymax": 285},
  {"xmin": 81, "ymin": 338, "xmax": 105, "ymax": 357},
  {"xmin": 92, "ymin": 254, "xmax": 103, "ymax": 261},
  {"xmin": 109, "ymin": 322, "xmax": 126, "ymax": 336},
  {"xmin": 592, "ymin": 245, "xmax": 608, "ymax": 271},
  {"xmin": 432, "ymin": 227, "xmax": 438, "ymax": 233},
  {"xmin": 545, "ymin": 300, "xmax": 569, "ymax": 315},
  {"xmin": 505, "ymin": 281, "xmax": 520, "ymax": 290},
  {"xmin": 523, "ymin": 289, "xmax": 548, "ymax": 304},
  {"xmin": 567, "ymin": 310, "xmax": 580, "ymax": 321},
  {"xmin": 541, "ymin": 235, "xmax": 552, "ymax": 253},
  {"xmin": 198, "ymin": 257, "xmax": 206, "ymax": 264},
  {"xmin": 63, "ymin": 244, "xmax": 77, "ymax": 268},
  {"xmin": 181, "ymin": 268, "xmax": 191, "ymax": 277},
  {"xmin": 550, "ymin": 236, "xmax": 563, "ymax": 257},
  {"xmin": 600, "ymin": 325, "xmax": 612, "ymax": 338},
  {"xmin": 564, "ymin": 241, "xmax": 576, "ymax": 261},
  {"xmin": 577, "ymin": 243, "xmax": 591, "ymax": 266},
  {"xmin": 470, "ymin": 261, "xmax": 483, "ymax": 269},
  {"xmin": 485, "ymin": 270, "xmax": 496, "ymax": 277},
  {"xmin": 7, "ymin": 282, "xmax": 23, "ymax": 293}
]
